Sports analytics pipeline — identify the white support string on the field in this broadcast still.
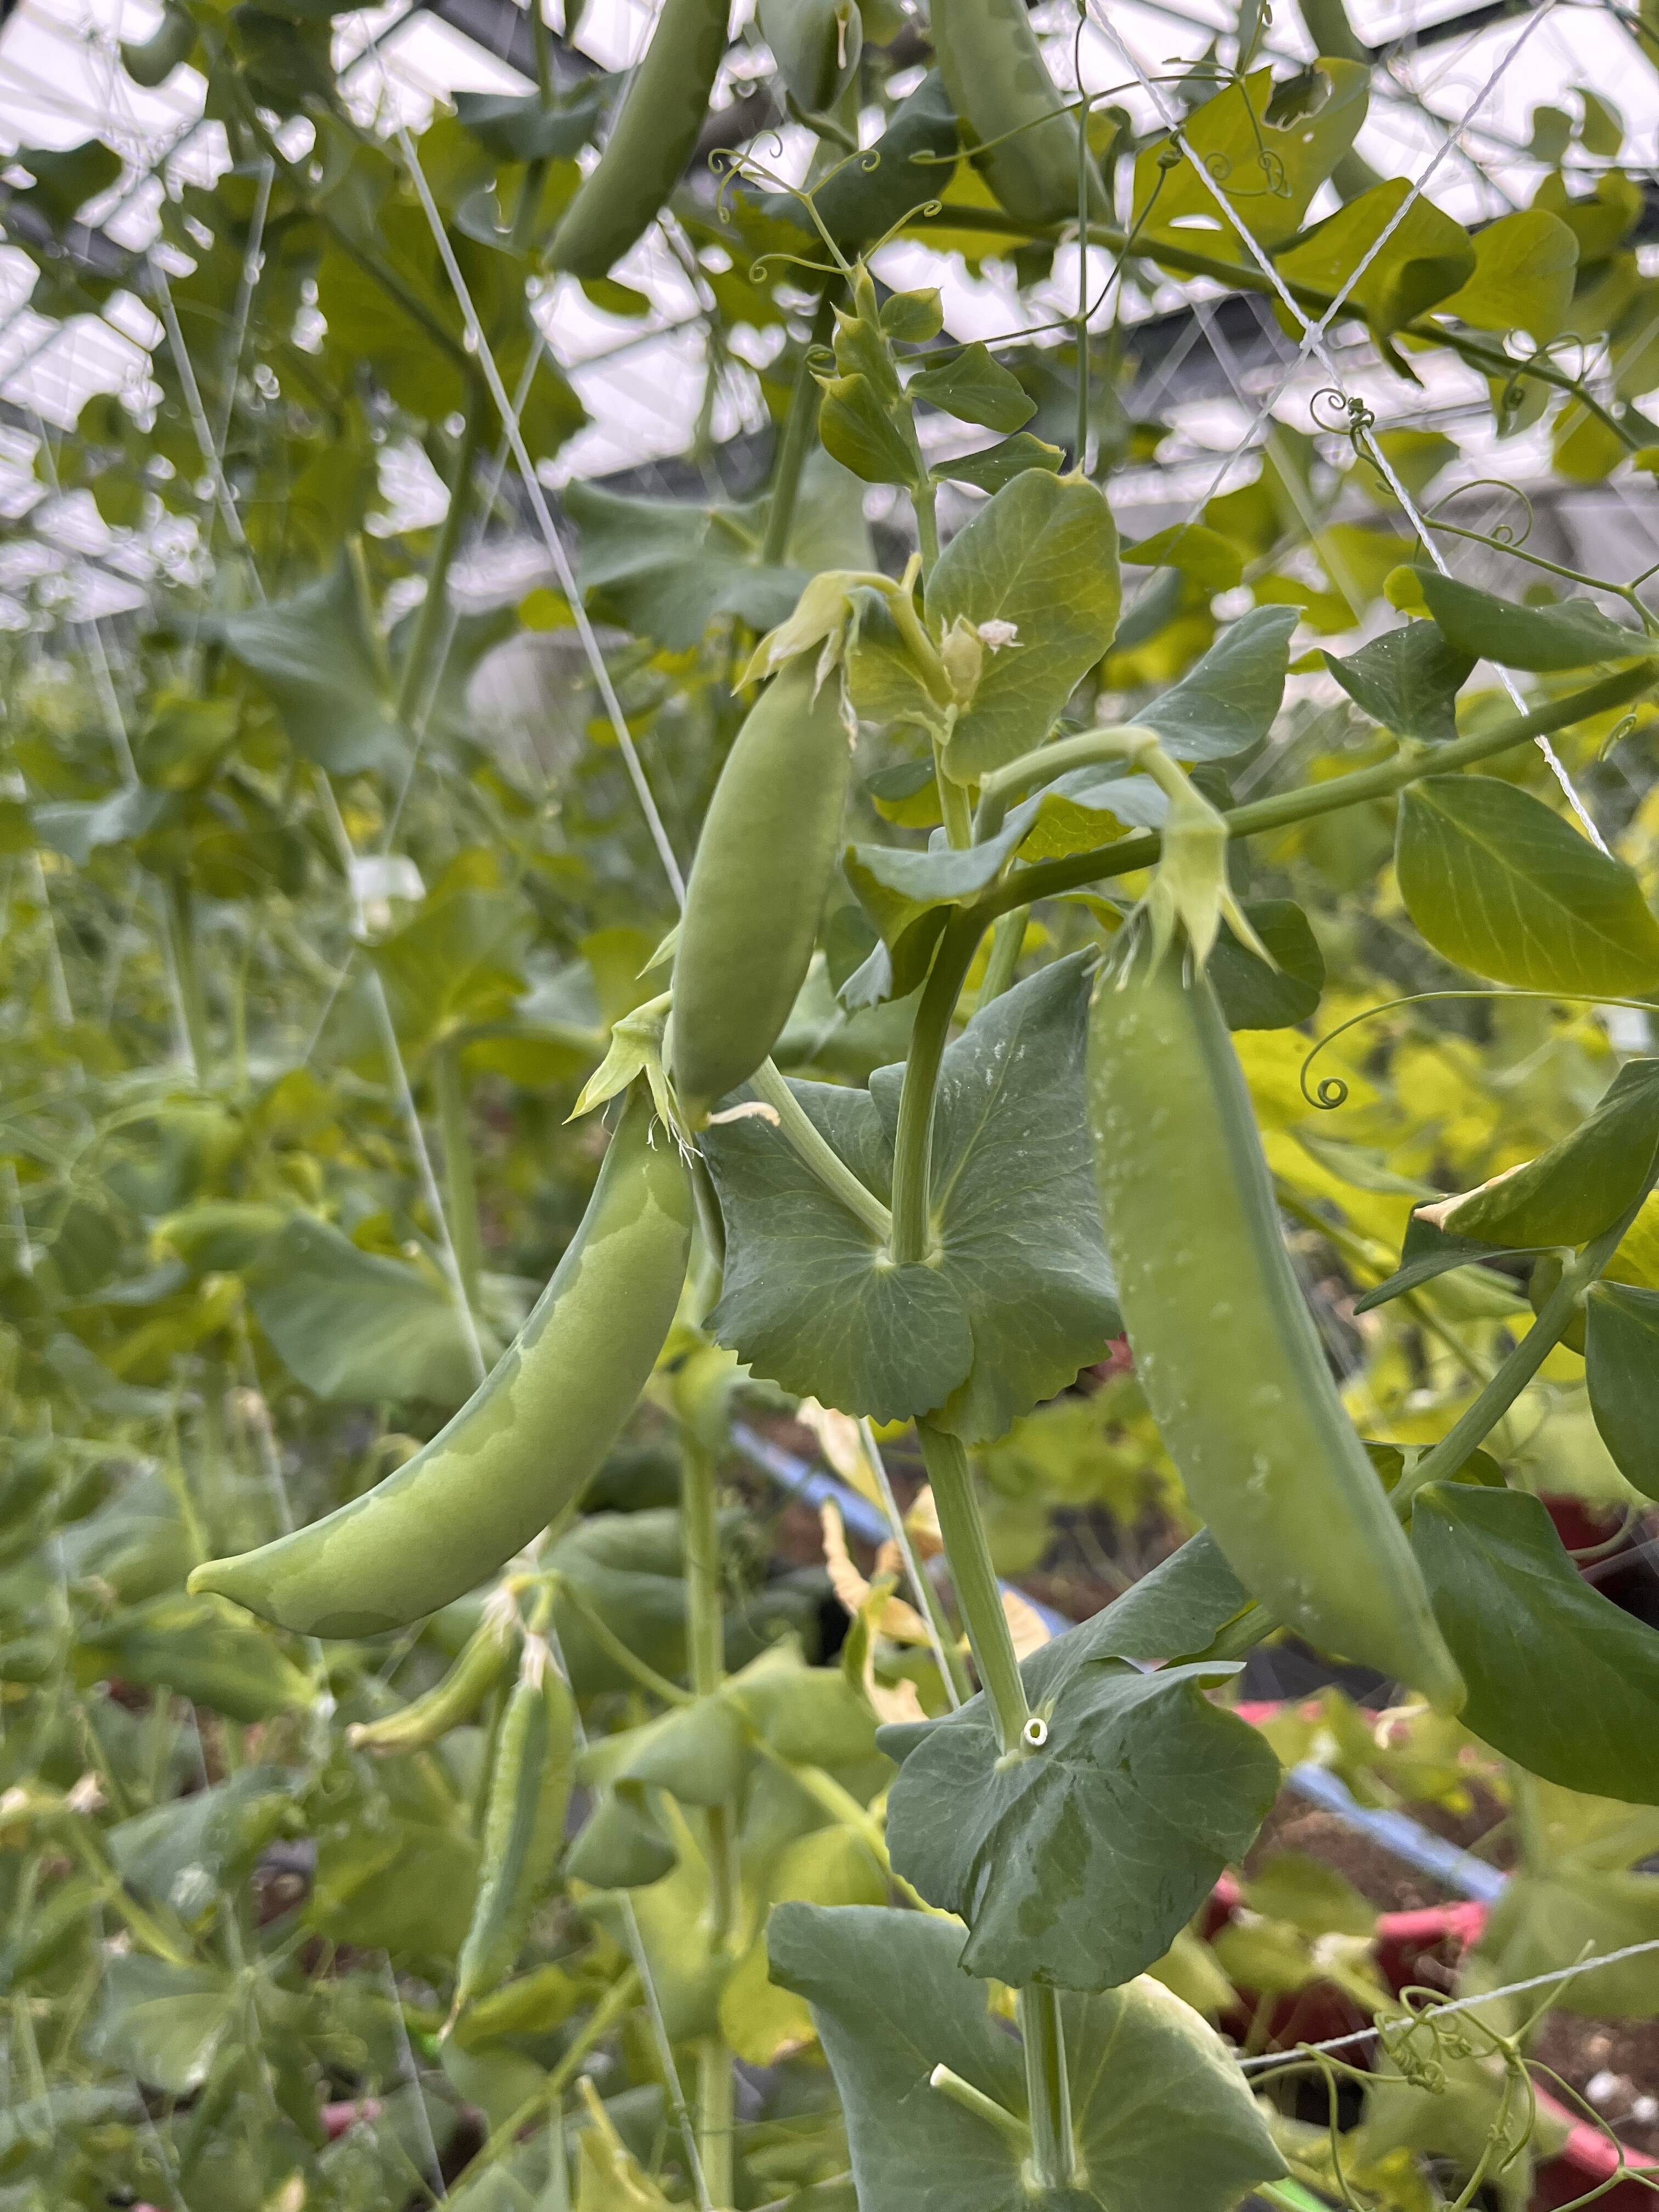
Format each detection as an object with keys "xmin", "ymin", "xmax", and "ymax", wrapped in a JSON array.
[
  {"xmin": 356, "ymin": 27, "xmax": 688, "ymax": 908},
  {"xmin": 1237, "ymin": 1932, "xmax": 1659, "ymax": 2070}
]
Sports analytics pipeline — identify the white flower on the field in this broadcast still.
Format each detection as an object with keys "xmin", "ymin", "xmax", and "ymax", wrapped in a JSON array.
[{"xmin": 976, "ymin": 619, "xmax": 1019, "ymax": 651}]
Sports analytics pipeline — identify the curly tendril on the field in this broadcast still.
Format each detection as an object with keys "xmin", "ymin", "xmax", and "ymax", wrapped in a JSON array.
[
  {"xmin": 1425, "ymin": 476, "xmax": 1536, "ymax": 548},
  {"xmin": 1599, "ymin": 710, "xmax": 1643, "ymax": 761},
  {"xmin": 1299, "ymin": 988, "xmax": 1659, "ymax": 1111}
]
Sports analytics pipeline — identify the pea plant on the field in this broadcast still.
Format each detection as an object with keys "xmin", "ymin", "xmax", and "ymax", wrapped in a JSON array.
[{"xmin": 4, "ymin": 0, "xmax": 1659, "ymax": 2204}]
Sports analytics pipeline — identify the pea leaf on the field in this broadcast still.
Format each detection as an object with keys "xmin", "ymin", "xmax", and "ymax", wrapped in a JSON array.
[
  {"xmin": 1124, "ymin": 522, "xmax": 1243, "ymax": 593},
  {"xmin": 1130, "ymin": 63, "xmax": 1371, "ymax": 258},
  {"xmin": 1586, "ymin": 1280, "xmax": 1659, "ymax": 1500},
  {"xmin": 1135, "ymin": 605, "xmax": 1299, "ymax": 760},
  {"xmin": 933, "ymin": 433, "xmax": 1065, "ymax": 492},
  {"xmin": 108, "ymin": 1766, "xmax": 298, "ymax": 1916},
  {"xmin": 882, "ymin": 1649, "xmax": 1278, "ymax": 1990},
  {"xmin": 1322, "ymin": 622, "xmax": 1475, "ymax": 741},
  {"xmin": 1429, "ymin": 1060, "xmax": 1659, "ymax": 1247},
  {"xmin": 85, "ymin": 1956, "xmax": 238, "ymax": 2095},
  {"xmin": 1209, "ymin": 899, "xmax": 1325, "ymax": 1029},
  {"xmin": 805, "ymin": 69, "xmax": 958, "ymax": 245},
  {"xmin": 453, "ymin": 83, "xmax": 608, "ymax": 161},
  {"xmin": 246, "ymin": 1215, "xmax": 482, "ymax": 1406},
  {"xmin": 217, "ymin": 557, "xmax": 404, "ymax": 775},
  {"xmin": 1276, "ymin": 178, "xmax": 1475, "ymax": 334},
  {"xmin": 1441, "ymin": 208, "xmax": 1579, "ymax": 341},
  {"xmin": 1412, "ymin": 1483, "xmax": 1659, "ymax": 1803},
  {"xmin": 1352, "ymin": 1210, "xmax": 1536, "ymax": 1314},
  {"xmin": 78, "ymin": 1594, "xmax": 314, "ymax": 1724},
  {"xmin": 766, "ymin": 1904, "xmax": 1287, "ymax": 2212},
  {"xmin": 1419, "ymin": 572, "xmax": 1659, "ymax": 669},
  {"xmin": 908, "ymin": 342, "xmax": 1037, "ymax": 433},
  {"xmin": 929, "ymin": 473, "xmax": 1121, "ymax": 785},
  {"xmin": 1396, "ymin": 775, "xmax": 1659, "ymax": 994},
  {"xmin": 704, "ymin": 956, "xmax": 1120, "ymax": 1436},
  {"xmin": 565, "ymin": 479, "xmax": 806, "ymax": 649}
]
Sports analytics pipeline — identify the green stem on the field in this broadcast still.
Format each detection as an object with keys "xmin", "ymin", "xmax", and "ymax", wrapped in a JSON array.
[
  {"xmin": 748, "ymin": 1060, "xmax": 893, "ymax": 1240},
  {"xmin": 682, "ymin": 1434, "xmax": 736, "ymax": 2208},
  {"xmin": 977, "ymin": 907, "xmax": 1027, "ymax": 1007},
  {"xmin": 933, "ymin": 735, "xmax": 974, "ymax": 850},
  {"xmin": 978, "ymin": 722, "xmax": 1159, "ymax": 805},
  {"xmin": 163, "ymin": 876, "xmax": 210, "ymax": 1083},
  {"xmin": 916, "ymin": 1423, "xmax": 1029, "ymax": 1752},
  {"xmin": 989, "ymin": 665, "xmax": 1659, "ymax": 919},
  {"xmin": 432, "ymin": 1036, "xmax": 482, "ymax": 1314},
  {"xmin": 398, "ymin": 394, "xmax": 485, "ymax": 724},
  {"xmin": 929, "ymin": 2064, "xmax": 1031, "ymax": 2148},
  {"xmin": 760, "ymin": 293, "xmax": 833, "ymax": 568},
  {"xmin": 888, "ymin": 911, "xmax": 984, "ymax": 1265},
  {"xmin": 552, "ymin": 1574, "xmax": 692, "ymax": 1706},
  {"xmin": 1019, "ymin": 1984, "xmax": 1076, "ymax": 2187},
  {"xmin": 912, "ymin": 479, "xmax": 941, "ymax": 577}
]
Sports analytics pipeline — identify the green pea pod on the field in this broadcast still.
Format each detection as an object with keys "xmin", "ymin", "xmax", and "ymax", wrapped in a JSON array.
[
  {"xmin": 930, "ymin": 0, "xmax": 1103, "ymax": 230},
  {"xmin": 669, "ymin": 654, "xmax": 852, "ymax": 1120},
  {"xmin": 189, "ymin": 1089, "xmax": 693, "ymax": 1639},
  {"xmin": 1088, "ymin": 938, "xmax": 1465, "ymax": 1711},
  {"xmin": 452, "ymin": 1633, "xmax": 577, "ymax": 2015},
  {"xmin": 548, "ymin": 0, "xmax": 731, "ymax": 280},
  {"xmin": 758, "ymin": 0, "xmax": 861, "ymax": 117},
  {"xmin": 345, "ymin": 1608, "xmax": 518, "ymax": 1754}
]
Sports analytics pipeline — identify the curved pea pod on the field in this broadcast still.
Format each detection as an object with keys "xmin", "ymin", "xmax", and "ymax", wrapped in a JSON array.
[
  {"xmin": 346, "ymin": 1607, "xmax": 518, "ymax": 1754},
  {"xmin": 1087, "ymin": 938, "xmax": 1465, "ymax": 1711},
  {"xmin": 189, "ymin": 1088, "xmax": 693, "ymax": 1639},
  {"xmin": 758, "ymin": 0, "xmax": 861, "ymax": 116},
  {"xmin": 548, "ymin": 0, "xmax": 731, "ymax": 280},
  {"xmin": 669, "ymin": 654, "xmax": 852, "ymax": 1121},
  {"xmin": 930, "ymin": 0, "xmax": 1104, "ymax": 230},
  {"xmin": 452, "ymin": 1634, "xmax": 576, "ymax": 2016}
]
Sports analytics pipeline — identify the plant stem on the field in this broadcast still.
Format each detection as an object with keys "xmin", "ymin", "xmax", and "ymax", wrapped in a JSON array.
[
  {"xmin": 760, "ymin": 293, "xmax": 833, "ymax": 568},
  {"xmin": 916, "ymin": 1423, "xmax": 1029, "ymax": 1752},
  {"xmin": 989, "ymin": 665, "xmax": 1659, "ymax": 919},
  {"xmin": 1020, "ymin": 1983, "xmax": 1076, "ymax": 2186},
  {"xmin": 929, "ymin": 2063, "xmax": 1031, "ymax": 2148},
  {"xmin": 888, "ymin": 910, "xmax": 983, "ymax": 1264},
  {"xmin": 163, "ymin": 876, "xmax": 210, "ymax": 1084},
  {"xmin": 977, "ymin": 907, "xmax": 1027, "ymax": 1008},
  {"xmin": 933, "ymin": 735, "xmax": 974, "ymax": 850},
  {"xmin": 682, "ymin": 1432, "xmax": 736, "ymax": 2209},
  {"xmin": 912, "ymin": 479, "xmax": 941, "ymax": 577},
  {"xmin": 432, "ymin": 1036, "xmax": 483, "ymax": 1314},
  {"xmin": 978, "ymin": 722, "xmax": 1158, "ymax": 806},
  {"xmin": 397, "ymin": 393, "xmax": 484, "ymax": 724},
  {"xmin": 747, "ymin": 1060, "xmax": 893, "ymax": 1240}
]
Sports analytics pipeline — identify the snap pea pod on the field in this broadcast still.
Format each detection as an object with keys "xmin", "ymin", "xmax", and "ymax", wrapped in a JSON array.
[
  {"xmin": 345, "ymin": 1610, "xmax": 517, "ymax": 1754},
  {"xmin": 930, "ymin": 0, "xmax": 1103, "ymax": 229},
  {"xmin": 548, "ymin": 0, "xmax": 731, "ymax": 280},
  {"xmin": 189, "ymin": 1088, "xmax": 693, "ymax": 1639},
  {"xmin": 1088, "ymin": 938, "xmax": 1465, "ymax": 1710},
  {"xmin": 452, "ymin": 1632, "xmax": 576, "ymax": 2016},
  {"xmin": 669, "ymin": 654, "xmax": 851, "ymax": 1121}
]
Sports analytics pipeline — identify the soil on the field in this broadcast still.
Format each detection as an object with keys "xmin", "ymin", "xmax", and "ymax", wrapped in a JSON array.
[{"xmin": 1531, "ymin": 2013, "xmax": 1659, "ymax": 2159}]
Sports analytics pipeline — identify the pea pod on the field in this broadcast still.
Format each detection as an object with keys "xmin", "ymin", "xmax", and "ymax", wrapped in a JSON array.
[
  {"xmin": 345, "ymin": 1609, "xmax": 517, "ymax": 1754},
  {"xmin": 1087, "ymin": 938, "xmax": 1464, "ymax": 1709},
  {"xmin": 548, "ymin": 0, "xmax": 731, "ymax": 280},
  {"xmin": 930, "ymin": 0, "xmax": 1103, "ymax": 230},
  {"xmin": 669, "ymin": 654, "xmax": 851, "ymax": 1120},
  {"xmin": 189, "ymin": 1088, "xmax": 693, "ymax": 1639},
  {"xmin": 452, "ymin": 1632, "xmax": 576, "ymax": 2016}
]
